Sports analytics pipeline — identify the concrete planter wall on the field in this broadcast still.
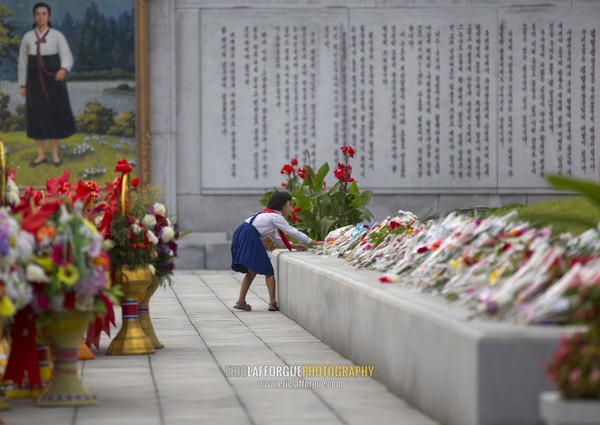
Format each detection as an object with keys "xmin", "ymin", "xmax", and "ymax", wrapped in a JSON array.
[
  {"xmin": 539, "ymin": 392, "xmax": 600, "ymax": 425},
  {"xmin": 273, "ymin": 250, "xmax": 578, "ymax": 425}
]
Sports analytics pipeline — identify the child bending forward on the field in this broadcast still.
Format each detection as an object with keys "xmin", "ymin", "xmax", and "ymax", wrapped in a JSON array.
[{"xmin": 230, "ymin": 191, "xmax": 323, "ymax": 311}]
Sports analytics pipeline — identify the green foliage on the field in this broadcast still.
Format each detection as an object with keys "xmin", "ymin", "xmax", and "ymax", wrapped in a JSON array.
[
  {"xmin": 108, "ymin": 111, "xmax": 135, "ymax": 137},
  {"xmin": 0, "ymin": 90, "xmax": 10, "ymax": 131},
  {"xmin": 7, "ymin": 103, "xmax": 25, "ymax": 131},
  {"xmin": 107, "ymin": 213, "xmax": 152, "ymax": 270},
  {"xmin": 68, "ymin": 68, "xmax": 134, "ymax": 81},
  {"xmin": 76, "ymin": 102, "xmax": 116, "ymax": 134},
  {"xmin": 264, "ymin": 147, "xmax": 374, "ymax": 240},
  {"xmin": 129, "ymin": 185, "xmax": 160, "ymax": 219},
  {"xmin": 0, "ymin": 5, "xmax": 20, "ymax": 67}
]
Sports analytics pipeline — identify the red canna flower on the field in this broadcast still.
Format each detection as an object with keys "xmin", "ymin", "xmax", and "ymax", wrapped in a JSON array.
[
  {"xmin": 297, "ymin": 167, "xmax": 307, "ymax": 179},
  {"xmin": 290, "ymin": 158, "xmax": 298, "ymax": 166},
  {"xmin": 280, "ymin": 164, "xmax": 294, "ymax": 175},
  {"xmin": 290, "ymin": 206, "xmax": 301, "ymax": 223},
  {"xmin": 341, "ymin": 145, "xmax": 355, "ymax": 158}
]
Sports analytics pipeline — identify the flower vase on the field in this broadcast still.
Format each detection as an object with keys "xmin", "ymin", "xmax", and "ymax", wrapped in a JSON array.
[
  {"xmin": 540, "ymin": 391, "xmax": 600, "ymax": 425},
  {"xmin": 36, "ymin": 311, "xmax": 97, "ymax": 406},
  {"xmin": 138, "ymin": 277, "xmax": 164, "ymax": 349},
  {"xmin": 106, "ymin": 266, "xmax": 155, "ymax": 355}
]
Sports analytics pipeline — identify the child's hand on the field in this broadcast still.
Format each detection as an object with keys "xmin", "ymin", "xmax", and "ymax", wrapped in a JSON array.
[{"xmin": 311, "ymin": 240, "xmax": 324, "ymax": 247}]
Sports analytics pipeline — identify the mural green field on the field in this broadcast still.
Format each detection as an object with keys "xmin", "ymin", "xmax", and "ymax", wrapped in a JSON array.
[{"xmin": 0, "ymin": 131, "xmax": 136, "ymax": 187}]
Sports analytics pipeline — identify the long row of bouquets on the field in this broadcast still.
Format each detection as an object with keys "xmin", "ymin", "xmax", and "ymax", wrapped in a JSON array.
[
  {"xmin": 318, "ymin": 210, "xmax": 600, "ymax": 325},
  {"xmin": 0, "ymin": 157, "xmax": 179, "ymax": 396}
]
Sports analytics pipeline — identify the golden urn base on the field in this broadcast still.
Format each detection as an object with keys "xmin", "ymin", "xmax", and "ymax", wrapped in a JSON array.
[
  {"xmin": 106, "ymin": 266, "xmax": 155, "ymax": 356},
  {"xmin": 36, "ymin": 311, "xmax": 97, "ymax": 407},
  {"xmin": 138, "ymin": 280, "xmax": 164, "ymax": 349}
]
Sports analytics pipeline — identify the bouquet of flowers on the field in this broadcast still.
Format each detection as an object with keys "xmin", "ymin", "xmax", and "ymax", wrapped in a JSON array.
[
  {"xmin": 20, "ymin": 201, "xmax": 119, "ymax": 324},
  {"xmin": 0, "ymin": 208, "xmax": 35, "ymax": 317},
  {"xmin": 143, "ymin": 202, "xmax": 179, "ymax": 286}
]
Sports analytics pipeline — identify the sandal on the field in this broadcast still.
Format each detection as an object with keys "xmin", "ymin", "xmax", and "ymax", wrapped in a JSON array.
[
  {"xmin": 29, "ymin": 158, "xmax": 47, "ymax": 167},
  {"xmin": 51, "ymin": 159, "xmax": 63, "ymax": 168},
  {"xmin": 268, "ymin": 301, "xmax": 279, "ymax": 311},
  {"xmin": 234, "ymin": 300, "xmax": 252, "ymax": 311}
]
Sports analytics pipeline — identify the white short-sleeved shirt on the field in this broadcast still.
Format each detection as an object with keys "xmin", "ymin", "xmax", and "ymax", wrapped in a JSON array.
[
  {"xmin": 18, "ymin": 28, "xmax": 74, "ymax": 86},
  {"xmin": 246, "ymin": 211, "xmax": 312, "ymax": 248}
]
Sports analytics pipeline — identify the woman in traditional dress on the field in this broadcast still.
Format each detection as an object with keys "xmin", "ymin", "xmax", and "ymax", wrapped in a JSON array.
[{"xmin": 18, "ymin": 2, "xmax": 76, "ymax": 167}]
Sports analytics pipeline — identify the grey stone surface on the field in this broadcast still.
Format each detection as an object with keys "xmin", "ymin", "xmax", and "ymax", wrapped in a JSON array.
[
  {"xmin": 175, "ymin": 8, "xmax": 202, "ymax": 196},
  {"xmin": 273, "ymin": 251, "xmax": 573, "ymax": 425},
  {"xmin": 1, "ymin": 271, "xmax": 437, "ymax": 425},
  {"xmin": 539, "ymin": 391, "xmax": 600, "ymax": 425},
  {"xmin": 205, "ymin": 242, "xmax": 233, "ymax": 270},
  {"xmin": 175, "ymin": 231, "xmax": 227, "ymax": 269},
  {"xmin": 377, "ymin": 0, "xmax": 465, "ymax": 6},
  {"xmin": 177, "ymin": 0, "xmax": 376, "ymax": 8},
  {"xmin": 469, "ymin": 0, "xmax": 569, "ymax": 5}
]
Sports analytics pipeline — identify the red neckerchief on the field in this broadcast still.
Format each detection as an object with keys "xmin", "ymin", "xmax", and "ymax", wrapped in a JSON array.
[
  {"xmin": 262, "ymin": 208, "xmax": 292, "ymax": 251},
  {"xmin": 34, "ymin": 28, "xmax": 55, "ymax": 100}
]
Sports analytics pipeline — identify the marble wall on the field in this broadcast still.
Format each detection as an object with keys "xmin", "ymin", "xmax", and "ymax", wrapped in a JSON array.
[{"xmin": 149, "ymin": 0, "xmax": 600, "ymax": 265}]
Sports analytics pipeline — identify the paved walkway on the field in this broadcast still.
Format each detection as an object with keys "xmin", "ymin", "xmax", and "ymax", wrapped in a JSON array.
[{"xmin": 2, "ymin": 271, "xmax": 438, "ymax": 425}]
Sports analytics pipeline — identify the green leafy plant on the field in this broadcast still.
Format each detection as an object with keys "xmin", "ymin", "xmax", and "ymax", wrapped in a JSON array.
[
  {"xmin": 263, "ymin": 146, "xmax": 373, "ymax": 240},
  {"xmin": 541, "ymin": 173, "xmax": 600, "ymax": 399}
]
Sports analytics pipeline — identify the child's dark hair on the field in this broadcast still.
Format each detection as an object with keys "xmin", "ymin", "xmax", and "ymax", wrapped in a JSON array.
[
  {"xmin": 267, "ymin": 191, "xmax": 292, "ymax": 211},
  {"xmin": 32, "ymin": 3, "xmax": 53, "ymax": 28}
]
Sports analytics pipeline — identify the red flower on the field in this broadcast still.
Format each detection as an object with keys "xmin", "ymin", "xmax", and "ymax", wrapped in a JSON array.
[
  {"xmin": 74, "ymin": 180, "xmax": 100, "ymax": 202},
  {"xmin": 131, "ymin": 177, "xmax": 140, "ymax": 188},
  {"xmin": 341, "ymin": 145, "xmax": 355, "ymax": 158},
  {"xmin": 290, "ymin": 206, "xmax": 301, "ymax": 223},
  {"xmin": 417, "ymin": 246, "xmax": 429, "ymax": 253},
  {"xmin": 379, "ymin": 277, "xmax": 392, "ymax": 283},
  {"xmin": 114, "ymin": 158, "xmax": 133, "ymax": 174},
  {"xmin": 290, "ymin": 158, "xmax": 298, "ymax": 166},
  {"xmin": 280, "ymin": 164, "xmax": 294, "ymax": 175},
  {"xmin": 297, "ymin": 168, "xmax": 307, "ymax": 179},
  {"xmin": 7, "ymin": 169, "xmax": 16, "ymax": 181},
  {"xmin": 389, "ymin": 221, "xmax": 401, "ymax": 230}
]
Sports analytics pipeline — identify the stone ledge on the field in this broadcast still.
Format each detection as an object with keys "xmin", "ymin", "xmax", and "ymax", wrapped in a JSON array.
[{"xmin": 273, "ymin": 250, "xmax": 573, "ymax": 425}]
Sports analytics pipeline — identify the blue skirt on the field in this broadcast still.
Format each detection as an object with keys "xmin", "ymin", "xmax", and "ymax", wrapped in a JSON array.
[{"xmin": 231, "ymin": 222, "xmax": 274, "ymax": 275}]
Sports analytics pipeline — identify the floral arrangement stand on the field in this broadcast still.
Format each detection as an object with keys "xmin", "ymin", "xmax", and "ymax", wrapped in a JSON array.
[
  {"xmin": 539, "ymin": 391, "xmax": 600, "ymax": 425},
  {"xmin": 106, "ymin": 266, "xmax": 155, "ymax": 355},
  {"xmin": 273, "ymin": 250, "xmax": 573, "ymax": 425},
  {"xmin": 137, "ymin": 277, "xmax": 163, "ymax": 349},
  {"xmin": 36, "ymin": 311, "xmax": 96, "ymax": 406}
]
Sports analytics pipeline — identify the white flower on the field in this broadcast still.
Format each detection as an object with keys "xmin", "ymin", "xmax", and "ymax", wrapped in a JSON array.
[
  {"xmin": 149, "ymin": 264, "xmax": 156, "ymax": 275},
  {"xmin": 153, "ymin": 203, "xmax": 166, "ymax": 216},
  {"xmin": 132, "ymin": 223, "xmax": 142, "ymax": 234},
  {"xmin": 102, "ymin": 239, "xmax": 115, "ymax": 250},
  {"xmin": 6, "ymin": 180, "xmax": 20, "ymax": 205},
  {"xmin": 16, "ymin": 232, "xmax": 35, "ymax": 262},
  {"xmin": 162, "ymin": 226, "xmax": 175, "ymax": 242},
  {"xmin": 95, "ymin": 214, "xmax": 105, "ymax": 227},
  {"xmin": 143, "ymin": 214, "xmax": 157, "ymax": 228},
  {"xmin": 26, "ymin": 264, "xmax": 49, "ymax": 283},
  {"xmin": 147, "ymin": 230, "xmax": 159, "ymax": 245},
  {"xmin": 166, "ymin": 218, "xmax": 172, "ymax": 226}
]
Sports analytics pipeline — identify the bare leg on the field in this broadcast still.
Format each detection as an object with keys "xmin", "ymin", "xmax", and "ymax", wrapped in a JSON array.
[
  {"xmin": 34, "ymin": 140, "xmax": 46, "ymax": 161},
  {"xmin": 265, "ymin": 275, "xmax": 276, "ymax": 303},
  {"xmin": 238, "ymin": 269, "xmax": 257, "ymax": 302},
  {"xmin": 50, "ymin": 139, "xmax": 60, "ymax": 162}
]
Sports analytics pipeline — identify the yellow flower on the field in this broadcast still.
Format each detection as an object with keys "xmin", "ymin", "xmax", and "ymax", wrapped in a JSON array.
[
  {"xmin": 36, "ymin": 256, "xmax": 57, "ymax": 274},
  {"xmin": 407, "ymin": 228, "xmax": 414, "ymax": 234},
  {"xmin": 449, "ymin": 259, "xmax": 459, "ymax": 269},
  {"xmin": 57, "ymin": 264, "xmax": 80, "ymax": 286},
  {"xmin": 0, "ymin": 297, "xmax": 15, "ymax": 317},
  {"xmin": 488, "ymin": 269, "xmax": 502, "ymax": 285}
]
